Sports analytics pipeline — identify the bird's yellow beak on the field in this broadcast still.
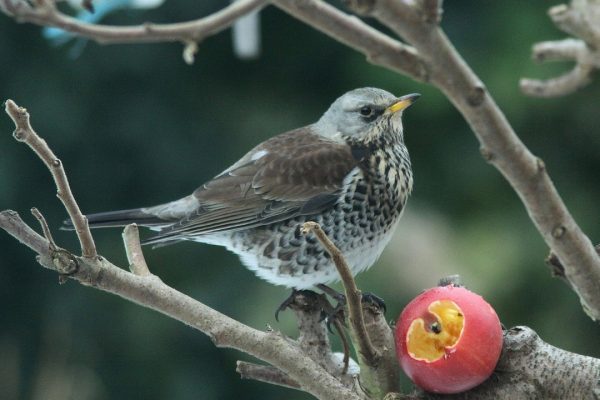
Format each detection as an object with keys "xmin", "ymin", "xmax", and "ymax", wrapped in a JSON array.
[{"xmin": 387, "ymin": 93, "xmax": 421, "ymax": 114}]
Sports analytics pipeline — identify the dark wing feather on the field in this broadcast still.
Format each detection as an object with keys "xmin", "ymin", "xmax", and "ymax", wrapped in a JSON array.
[{"xmin": 143, "ymin": 127, "xmax": 357, "ymax": 244}]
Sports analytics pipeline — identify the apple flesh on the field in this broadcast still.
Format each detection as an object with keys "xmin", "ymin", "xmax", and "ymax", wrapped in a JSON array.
[{"xmin": 395, "ymin": 285, "xmax": 502, "ymax": 394}]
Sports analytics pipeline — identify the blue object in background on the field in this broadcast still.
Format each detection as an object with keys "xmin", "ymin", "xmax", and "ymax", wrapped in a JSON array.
[
  {"xmin": 42, "ymin": 0, "xmax": 262, "ymax": 60},
  {"xmin": 42, "ymin": 0, "xmax": 165, "ymax": 57}
]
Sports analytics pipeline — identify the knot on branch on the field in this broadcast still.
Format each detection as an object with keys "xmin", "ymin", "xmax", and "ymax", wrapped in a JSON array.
[
  {"xmin": 467, "ymin": 84, "xmax": 486, "ymax": 107},
  {"xmin": 51, "ymin": 249, "xmax": 79, "ymax": 275}
]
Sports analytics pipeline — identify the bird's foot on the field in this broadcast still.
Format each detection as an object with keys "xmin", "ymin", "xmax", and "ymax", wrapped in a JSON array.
[
  {"xmin": 361, "ymin": 292, "xmax": 387, "ymax": 314},
  {"xmin": 275, "ymin": 289, "xmax": 328, "ymax": 322},
  {"xmin": 275, "ymin": 287, "xmax": 352, "ymax": 374},
  {"xmin": 316, "ymin": 284, "xmax": 387, "ymax": 317}
]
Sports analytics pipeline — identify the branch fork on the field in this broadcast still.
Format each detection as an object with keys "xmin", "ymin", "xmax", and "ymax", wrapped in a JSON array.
[{"xmin": 521, "ymin": 0, "xmax": 600, "ymax": 97}]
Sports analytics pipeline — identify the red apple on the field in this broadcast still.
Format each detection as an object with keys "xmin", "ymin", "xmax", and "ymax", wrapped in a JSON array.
[{"xmin": 395, "ymin": 285, "xmax": 502, "ymax": 394}]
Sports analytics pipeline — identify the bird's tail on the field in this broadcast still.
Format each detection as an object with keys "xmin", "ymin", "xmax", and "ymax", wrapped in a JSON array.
[{"xmin": 62, "ymin": 208, "xmax": 168, "ymax": 230}]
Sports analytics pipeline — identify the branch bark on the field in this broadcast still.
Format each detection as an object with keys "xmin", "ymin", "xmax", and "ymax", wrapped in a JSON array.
[
  {"xmin": 520, "ymin": 1, "xmax": 600, "ymax": 97},
  {"xmin": 0, "ymin": 0, "xmax": 267, "ymax": 63},
  {"xmin": 270, "ymin": 0, "xmax": 428, "ymax": 82},
  {"xmin": 237, "ymin": 361, "xmax": 301, "ymax": 390},
  {"xmin": 5, "ymin": 99, "xmax": 97, "ymax": 258},
  {"xmin": 301, "ymin": 222, "xmax": 379, "ymax": 365},
  {"xmin": 122, "ymin": 224, "xmax": 151, "ymax": 277}
]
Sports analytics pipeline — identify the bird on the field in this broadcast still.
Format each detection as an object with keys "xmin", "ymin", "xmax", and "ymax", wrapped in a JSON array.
[{"xmin": 68, "ymin": 88, "xmax": 419, "ymax": 289}]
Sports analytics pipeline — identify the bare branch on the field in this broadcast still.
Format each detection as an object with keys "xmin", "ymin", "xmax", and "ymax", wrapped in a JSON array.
[
  {"xmin": 236, "ymin": 361, "xmax": 301, "ymax": 390},
  {"xmin": 0, "ymin": 210, "xmax": 51, "ymax": 255},
  {"xmin": 549, "ymin": 1, "xmax": 600, "ymax": 45},
  {"xmin": 520, "ymin": 63, "xmax": 594, "ymax": 97},
  {"xmin": 0, "ymin": 0, "xmax": 267, "ymax": 45},
  {"xmin": 301, "ymin": 222, "xmax": 379, "ymax": 365},
  {"xmin": 356, "ymin": 296, "xmax": 400, "ymax": 398},
  {"xmin": 122, "ymin": 224, "xmax": 151, "ymax": 277},
  {"xmin": 521, "ymin": 1, "xmax": 600, "ymax": 97},
  {"xmin": 4, "ymin": 99, "xmax": 97, "ymax": 258},
  {"xmin": 0, "ymin": 212, "xmax": 362, "ymax": 400},
  {"xmin": 271, "ymin": 0, "xmax": 428, "ymax": 82},
  {"xmin": 530, "ymin": 38, "xmax": 588, "ymax": 63},
  {"xmin": 30, "ymin": 207, "xmax": 57, "ymax": 251}
]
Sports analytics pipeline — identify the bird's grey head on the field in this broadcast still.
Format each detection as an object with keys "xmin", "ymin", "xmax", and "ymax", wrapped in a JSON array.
[{"xmin": 314, "ymin": 87, "xmax": 420, "ymax": 143}]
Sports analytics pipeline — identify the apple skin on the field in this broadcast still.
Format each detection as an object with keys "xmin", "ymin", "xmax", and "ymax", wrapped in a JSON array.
[{"xmin": 395, "ymin": 285, "xmax": 503, "ymax": 394}]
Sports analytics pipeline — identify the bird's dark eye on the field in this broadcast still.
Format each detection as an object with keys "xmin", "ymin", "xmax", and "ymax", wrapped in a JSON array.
[{"xmin": 360, "ymin": 106, "xmax": 372, "ymax": 116}]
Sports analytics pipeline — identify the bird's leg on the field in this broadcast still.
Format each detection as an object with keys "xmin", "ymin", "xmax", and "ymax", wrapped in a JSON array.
[
  {"xmin": 315, "ymin": 284, "xmax": 347, "ymax": 332},
  {"xmin": 316, "ymin": 284, "xmax": 387, "ymax": 315},
  {"xmin": 316, "ymin": 283, "xmax": 345, "ymax": 303}
]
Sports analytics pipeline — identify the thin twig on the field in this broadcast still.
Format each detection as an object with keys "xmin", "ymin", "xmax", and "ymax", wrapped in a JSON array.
[
  {"xmin": 520, "ymin": 63, "xmax": 594, "ymax": 97},
  {"xmin": 332, "ymin": 318, "xmax": 350, "ymax": 375},
  {"xmin": 122, "ymin": 224, "xmax": 151, "ymax": 276},
  {"xmin": 520, "ymin": 38, "xmax": 599, "ymax": 97},
  {"xmin": 300, "ymin": 222, "xmax": 380, "ymax": 365},
  {"xmin": 4, "ymin": 100, "xmax": 97, "ymax": 258},
  {"xmin": 0, "ymin": 210, "xmax": 51, "ymax": 255},
  {"xmin": 236, "ymin": 361, "xmax": 301, "ymax": 390},
  {"xmin": 30, "ymin": 207, "xmax": 57, "ymax": 250},
  {"xmin": 1, "ymin": 0, "xmax": 267, "ymax": 45}
]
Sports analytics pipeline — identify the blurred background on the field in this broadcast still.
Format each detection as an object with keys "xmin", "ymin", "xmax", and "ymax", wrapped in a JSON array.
[{"xmin": 1, "ymin": 1, "xmax": 599, "ymax": 399}]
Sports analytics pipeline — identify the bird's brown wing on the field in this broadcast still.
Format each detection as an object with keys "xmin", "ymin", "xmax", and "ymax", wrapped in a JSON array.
[{"xmin": 143, "ymin": 127, "xmax": 358, "ymax": 243}]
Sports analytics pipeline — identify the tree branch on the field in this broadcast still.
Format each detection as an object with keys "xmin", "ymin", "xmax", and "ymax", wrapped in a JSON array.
[
  {"xmin": 0, "ymin": 0, "xmax": 267, "ymax": 63},
  {"xmin": 270, "ymin": 0, "xmax": 428, "ymax": 82},
  {"xmin": 301, "ymin": 222, "xmax": 379, "ymax": 363},
  {"xmin": 30, "ymin": 207, "xmax": 57, "ymax": 250},
  {"xmin": 236, "ymin": 361, "xmax": 301, "ymax": 390},
  {"xmin": 0, "ymin": 210, "xmax": 362, "ymax": 400},
  {"xmin": 122, "ymin": 224, "xmax": 151, "ymax": 277},
  {"xmin": 520, "ymin": 1, "xmax": 600, "ymax": 97},
  {"xmin": 4, "ymin": 99, "xmax": 97, "ymax": 258}
]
